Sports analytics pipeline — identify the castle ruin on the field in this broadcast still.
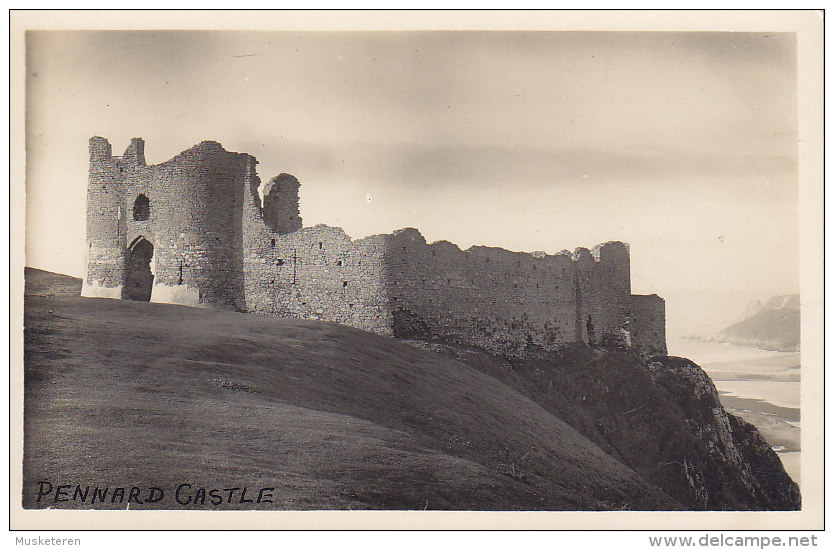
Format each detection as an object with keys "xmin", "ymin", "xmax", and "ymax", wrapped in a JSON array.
[{"xmin": 82, "ymin": 137, "xmax": 667, "ymax": 355}]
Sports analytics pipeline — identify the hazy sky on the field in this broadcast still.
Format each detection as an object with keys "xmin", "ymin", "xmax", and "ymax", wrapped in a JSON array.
[{"xmin": 25, "ymin": 30, "xmax": 799, "ymax": 335}]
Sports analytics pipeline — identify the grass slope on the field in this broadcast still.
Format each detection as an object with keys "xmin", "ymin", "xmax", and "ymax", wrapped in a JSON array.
[{"xmin": 23, "ymin": 268, "xmax": 675, "ymax": 510}]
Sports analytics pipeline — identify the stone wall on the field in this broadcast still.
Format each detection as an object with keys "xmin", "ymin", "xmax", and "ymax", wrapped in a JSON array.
[
  {"xmin": 241, "ymin": 170, "xmax": 393, "ymax": 335},
  {"xmin": 581, "ymin": 242, "xmax": 632, "ymax": 345},
  {"xmin": 381, "ymin": 229, "xmax": 581, "ymax": 354},
  {"xmin": 629, "ymin": 294, "xmax": 667, "ymax": 355},
  {"xmin": 241, "ymin": 212, "xmax": 636, "ymax": 356}
]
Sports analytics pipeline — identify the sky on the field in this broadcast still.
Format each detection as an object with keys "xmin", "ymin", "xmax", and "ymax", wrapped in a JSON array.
[{"xmin": 24, "ymin": 30, "xmax": 799, "ymax": 336}]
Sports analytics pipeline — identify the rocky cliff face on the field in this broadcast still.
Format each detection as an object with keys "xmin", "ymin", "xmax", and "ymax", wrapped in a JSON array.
[
  {"xmin": 646, "ymin": 356, "xmax": 800, "ymax": 509},
  {"xmin": 414, "ymin": 342, "xmax": 800, "ymax": 510}
]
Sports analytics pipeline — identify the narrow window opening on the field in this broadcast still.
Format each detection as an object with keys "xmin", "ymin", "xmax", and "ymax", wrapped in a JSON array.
[
  {"xmin": 270, "ymin": 238, "xmax": 275, "ymax": 247},
  {"xmin": 318, "ymin": 242, "xmax": 323, "ymax": 249},
  {"xmin": 343, "ymin": 281, "xmax": 348, "ymax": 287},
  {"xmin": 132, "ymin": 194, "xmax": 150, "ymax": 221}
]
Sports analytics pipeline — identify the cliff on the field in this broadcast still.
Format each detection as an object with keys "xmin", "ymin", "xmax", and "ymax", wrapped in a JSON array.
[
  {"xmin": 714, "ymin": 294, "xmax": 800, "ymax": 352},
  {"xmin": 411, "ymin": 343, "xmax": 800, "ymax": 510},
  {"xmin": 23, "ymin": 268, "xmax": 797, "ymax": 510}
]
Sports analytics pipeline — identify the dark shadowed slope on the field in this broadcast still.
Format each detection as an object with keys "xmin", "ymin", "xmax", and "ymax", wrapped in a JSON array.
[
  {"xmin": 414, "ymin": 342, "xmax": 800, "ymax": 511},
  {"xmin": 23, "ymin": 268, "xmax": 676, "ymax": 511}
]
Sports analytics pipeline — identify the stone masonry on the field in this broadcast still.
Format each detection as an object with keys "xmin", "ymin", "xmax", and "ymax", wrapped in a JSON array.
[{"xmin": 82, "ymin": 137, "xmax": 668, "ymax": 355}]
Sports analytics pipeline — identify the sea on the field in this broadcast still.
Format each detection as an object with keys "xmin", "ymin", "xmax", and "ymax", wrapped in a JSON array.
[{"xmin": 667, "ymin": 337, "xmax": 801, "ymax": 487}]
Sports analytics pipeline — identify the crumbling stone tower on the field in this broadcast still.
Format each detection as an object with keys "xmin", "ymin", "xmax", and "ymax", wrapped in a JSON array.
[{"xmin": 82, "ymin": 137, "xmax": 257, "ymax": 309}]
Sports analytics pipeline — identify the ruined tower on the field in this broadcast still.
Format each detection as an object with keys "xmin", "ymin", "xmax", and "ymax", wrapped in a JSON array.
[{"xmin": 81, "ymin": 137, "xmax": 254, "ymax": 310}]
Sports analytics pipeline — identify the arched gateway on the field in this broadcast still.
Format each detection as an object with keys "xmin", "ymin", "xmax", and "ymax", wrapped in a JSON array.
[{"xmin": 122, "ymin": 237, "xmax": 154, "ymax": 302}]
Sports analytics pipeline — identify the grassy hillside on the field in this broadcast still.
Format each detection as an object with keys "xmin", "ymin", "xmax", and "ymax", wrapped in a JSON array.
[{"xmin": 23, "ymin": 268, "xmax": 675, "ymax": 511}]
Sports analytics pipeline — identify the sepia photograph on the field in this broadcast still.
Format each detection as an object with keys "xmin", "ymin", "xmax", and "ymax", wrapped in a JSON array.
[{"xmin": 9, "ymin": 10, "xmax": 824, "ymax": 532}]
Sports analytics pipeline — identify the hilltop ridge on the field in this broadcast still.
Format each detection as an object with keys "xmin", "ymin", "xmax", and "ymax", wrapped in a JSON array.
[{"xmin": 715, "ymin": 294, "xmax": 800, "ymax": 352}]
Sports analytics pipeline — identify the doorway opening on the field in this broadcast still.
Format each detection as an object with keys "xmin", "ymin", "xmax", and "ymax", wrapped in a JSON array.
[{"xmin": 123, "ymin": 237, "xmax": 154, "ymax": 301}]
